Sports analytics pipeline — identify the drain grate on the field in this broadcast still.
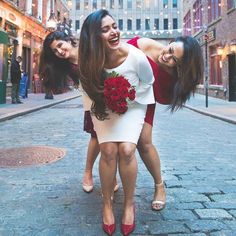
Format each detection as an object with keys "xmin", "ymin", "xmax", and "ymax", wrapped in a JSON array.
[{"xmin": 0, "ymin": 146, "xmax": 66, "ymax": 168}]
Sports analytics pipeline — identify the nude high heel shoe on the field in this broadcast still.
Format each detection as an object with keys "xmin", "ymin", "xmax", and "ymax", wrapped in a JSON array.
[{"xmin": 151, "ymin": 181, "xmax": 166, "ymax": 211}]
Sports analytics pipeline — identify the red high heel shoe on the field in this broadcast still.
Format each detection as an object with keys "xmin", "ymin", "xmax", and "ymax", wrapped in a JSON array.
[
  {"xmin": 103, "ymin": 222, "xmax": 116, "ymax": 236},
  {"xmin": 121, "ymin": 206, "xmax": 135, "ymax": 236}
]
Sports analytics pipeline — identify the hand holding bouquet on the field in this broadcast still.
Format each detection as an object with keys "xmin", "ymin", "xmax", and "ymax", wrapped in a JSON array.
[{"xmin": 104, "ymin": 71, "xmax": 136, "ymax": 114}]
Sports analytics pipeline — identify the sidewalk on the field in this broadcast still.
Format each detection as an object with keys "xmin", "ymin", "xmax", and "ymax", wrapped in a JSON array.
[
  {"xmin": 0, "ymin": 90, "xmax": 82, "ymax": 122},
  {"xmin": 185, "ymin": 93, "xmax": 236, "ymax": 124},
  {"xmin": 0, "ymin": 91, "xmax": 235, "ymax": 124}
]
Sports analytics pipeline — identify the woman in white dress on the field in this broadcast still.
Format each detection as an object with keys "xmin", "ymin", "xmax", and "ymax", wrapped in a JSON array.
[{"xmin": 79, "ymin": 10, "xmax": 155, "ymax": 236}]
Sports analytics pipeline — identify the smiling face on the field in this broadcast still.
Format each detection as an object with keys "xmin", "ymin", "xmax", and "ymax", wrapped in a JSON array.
[
  {"xmin": 100, "ymin": 15, "xmax": 120, "ymax": 51},
  {"xmin": 50, "ymin": 39, "xmax": 73, "ymax": 59},
  {"xmin": 158, "ymin": 41, "xmax": 184, "ymax": 67}
]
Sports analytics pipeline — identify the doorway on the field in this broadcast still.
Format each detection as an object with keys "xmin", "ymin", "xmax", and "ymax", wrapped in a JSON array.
[{"xmin": 228, "ymin": 54, "xmax": 236, "ymax": 101}]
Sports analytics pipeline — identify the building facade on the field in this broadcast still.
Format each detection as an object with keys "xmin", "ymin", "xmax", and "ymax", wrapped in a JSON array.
[
  {"xmin": 183, "ymin": 0, "xmax": 236, "ymax": 101},
  {"xmin": 0, "ymin": 0, "xmax": 70, "ymax": 97},
  {"xmin": 70, "ymin": 0, "xmax": 183, "ymax": 44}
]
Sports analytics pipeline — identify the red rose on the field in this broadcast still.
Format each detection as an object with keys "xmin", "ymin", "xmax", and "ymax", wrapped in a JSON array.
[{"xmin": 104, "ymin": 72, "xmax": 136, "ymax": 115}]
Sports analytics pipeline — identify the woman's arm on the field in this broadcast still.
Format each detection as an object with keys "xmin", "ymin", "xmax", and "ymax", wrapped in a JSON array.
[{"xmin": 137, "ymin": 38, "xmax": 163, "ymax": 64}]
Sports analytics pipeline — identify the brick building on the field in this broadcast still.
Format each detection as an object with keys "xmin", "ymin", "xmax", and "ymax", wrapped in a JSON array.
[
  {"xmin": 0, "ymin": 0, "xmax": 70, "ymax": 96},
  {"xmin": 183, "ymin": 0, "xmax": 236, "ymax": 101}
]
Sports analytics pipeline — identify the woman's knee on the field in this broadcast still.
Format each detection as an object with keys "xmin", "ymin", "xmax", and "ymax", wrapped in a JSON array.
[
  {"xmin": 100, "ymin": 143, "xmax": 118, "ymax": 163},
  {"xmin": 119, "ymin": 143, "xmax": 136, "ymax": 161},
  {"xmin": 137, "ymin": 139, "xmax": 152, "ymax": 154}
]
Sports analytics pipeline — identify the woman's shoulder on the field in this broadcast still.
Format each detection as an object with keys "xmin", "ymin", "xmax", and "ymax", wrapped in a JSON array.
[{"xmin": 137, "ymin": 38, "xmax": 163, "ymax": 62}]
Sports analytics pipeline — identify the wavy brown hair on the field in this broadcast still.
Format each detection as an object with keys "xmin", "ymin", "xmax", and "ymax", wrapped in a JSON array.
[
  {"xmin": 79, "ymin": 9, "xmax": 112, "ymax": 120},
  {"xmin": 39, "ymin": 31, "xmax": 79, "ymax": 91},
  {"xmin": 170, "ymin": 36, "xmax": 204, "ymax": 112}
]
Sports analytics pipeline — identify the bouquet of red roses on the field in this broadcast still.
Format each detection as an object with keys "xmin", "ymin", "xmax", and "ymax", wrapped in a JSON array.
[{"xmin": 104, "ymin": 71, "xmax": 136, "ymax": 114}]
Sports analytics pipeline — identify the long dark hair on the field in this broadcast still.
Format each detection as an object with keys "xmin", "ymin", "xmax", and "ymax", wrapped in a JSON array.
[
  {"xmin": 39, "ymin": 31, "xmax": 79, "ymax": 91},
  {"xmin": 79, "ymin": 9, "xmax": 112, "ymax": 120},
  {"xmin": 170, "ymin": 36, "xmax": 204, "ymax": 111}
]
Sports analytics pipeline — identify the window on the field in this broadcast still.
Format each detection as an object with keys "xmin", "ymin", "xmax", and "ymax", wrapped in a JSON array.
[
  {"xmin": 136, "ymin": 19, "xmax": 141, "ymax": 30},
  {"xmin": 75, "ymin": 20, "xmax": 80, "ymax": 30},
  {"xmin": 145, "ymin": 19, "xmax": 150, "ymax": 30},
  {"xmin": 127, "ymin": 19, "xmax": 132, "ymax": 30},
  {"xmin": 26, "ymin": 0, "xmax": 32, "ymax": 15},
  {"xmin": 75, "ymin": 0, "xmax": 80, "ymax": 10},
  {"xmin": 210, "ymin": 47, "xmax": 222, "ymax": 85},
  {"xmin": 163, "ymin": 0, "xmax": 168, "ymax": 8},
  {"xmin": 145, "ymin": 0, "xmax": 150, "ymax": 9},
  {"xmin": 92, "ymin": 0, "xmax": 97, "ymax": 9},
  {"xmin": 118, "ymin": 19, "xmax": 123, "ymax": 30},
  {"xmin": 110, "ymin": 0, "xmax": 114, "ymax": 9},
  {"xmin": 183, "ymin": 10, "xmax": 191, "ymax": 36},
  {"xmin": 173, "ymin": 0, "xmax": 177, "ymax": 7},
  {"xmin": 193, "ymin": 0, "xmax": 203, "ymax": 33},
  {"xmin": 101, "ymin": 0, "xmax": 106, "ymax": 8},
  {"xmin": 84, "ymin": 0, "xmax": 89, "ymax": 10},
  {"xmin": 227, "ymin": 0, "xmax": 235, "ymax": 10},
  {"xmin": 119, "ymin": 0, "xmax": 123, "ymax": 9},
  {"xmin": 127, "ymin": 0, "xmax": 132, "ymax": 9},
  {"xmin": 136, "ymin": 0, "xmax": 142, "ymax": 9},
  {"xmin": 154, "ymin": 18, "xmax": 159, "ymax": 30},
  {"xmin": 208, "ymin": 0, "xmax": 221, "ymax": 23},
  {"xmin": 164, "ymin": 18, "xmax": 168, "ymax": 30},
  {"xmin": 173, "ymin": 18, "xmax": 178, "ymax": 29}
]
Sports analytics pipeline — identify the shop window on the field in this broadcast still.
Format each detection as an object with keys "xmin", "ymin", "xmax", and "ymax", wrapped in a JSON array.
[{"xmin": 4, "ymin": 21, "xmax": 18, "ymax": 38}]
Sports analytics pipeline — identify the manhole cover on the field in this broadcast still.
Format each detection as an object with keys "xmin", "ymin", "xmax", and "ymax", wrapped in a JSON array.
[{"xmin": 0, "ymin": 146, "xmax": 66, "ymax": 168}]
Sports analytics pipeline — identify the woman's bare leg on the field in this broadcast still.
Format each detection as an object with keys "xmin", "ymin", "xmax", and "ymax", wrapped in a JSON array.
[
  {"xmin": 99, "ymin": 142, "xmax": 118, "ymax": 225},
  {"xmin": 118, "ymin": 143, "xmax": 137, "ymax": 224},
  {"xmin": 137, "ymin": 122, "xmax": 166, "ymax": 210},
  {"xmin": 82, "ymin": 137, "xmax": 100, "ymax": 189}
]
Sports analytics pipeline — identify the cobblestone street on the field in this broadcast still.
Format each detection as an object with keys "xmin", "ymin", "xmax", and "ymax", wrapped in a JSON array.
[{"xmin": 0, "ymin": 96, "xmax": 235, "ymax": 236}]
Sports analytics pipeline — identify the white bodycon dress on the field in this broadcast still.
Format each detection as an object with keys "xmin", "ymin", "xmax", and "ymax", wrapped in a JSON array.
[{"xmin": 83, "ymin": 44, "xmax": 155, "ymax": 144}]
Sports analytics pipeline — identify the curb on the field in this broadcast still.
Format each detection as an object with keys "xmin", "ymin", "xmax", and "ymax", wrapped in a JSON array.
[
  {"xmin": 184, "ymin": 104, "xmax": 236, "ymax": 125},
  {"xmin": 0, "ymin": 94, "xmax": 81, "ymax": 123}
]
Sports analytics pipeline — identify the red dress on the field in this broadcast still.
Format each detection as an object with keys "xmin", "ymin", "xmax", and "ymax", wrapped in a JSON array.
[
  {"xmin": 127, "ymin": 37, "xmax": 176, "ymax": 126},
  {"xmin": 84, "ymin": 37, "xmax": 176, "ymax": 137}
]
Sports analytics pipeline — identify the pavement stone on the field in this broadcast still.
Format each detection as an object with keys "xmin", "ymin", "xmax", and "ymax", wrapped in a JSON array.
[
  {"xmin": 195, "ymin": 209, "xmax": 233, "ymax": 220},
  {"xmin": 0, "ymin": 93, "xmax": 236, "ymax": 235}
]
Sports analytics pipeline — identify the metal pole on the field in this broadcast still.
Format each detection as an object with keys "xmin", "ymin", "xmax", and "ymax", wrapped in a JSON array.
[{"xmin": 204, "ymin": 28, "xmax": 208, "ymax": 108}]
